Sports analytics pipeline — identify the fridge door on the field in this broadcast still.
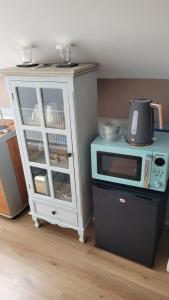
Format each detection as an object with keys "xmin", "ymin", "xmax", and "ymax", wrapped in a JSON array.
[{"xmin": 93, "ymin": 182, "xmax": 165, "ymax": 267}]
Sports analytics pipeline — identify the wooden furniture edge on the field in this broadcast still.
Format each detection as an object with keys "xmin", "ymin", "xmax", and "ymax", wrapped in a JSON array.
[
  {"xmin": 0, "ymin": 180, "xmax": 11, "ymax": 216},
  {"xmin": 0, "ymin": 63, "xmax": 98, "ymax": 77},
  {"xmin": 7, "ymin": 136, "xmax": 28, "ymax": 206}
]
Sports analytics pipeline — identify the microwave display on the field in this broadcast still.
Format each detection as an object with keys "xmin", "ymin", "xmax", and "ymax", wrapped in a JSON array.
[{"xmin": 97, "ymin": 152, "xmax": 142, "ymax": 181}]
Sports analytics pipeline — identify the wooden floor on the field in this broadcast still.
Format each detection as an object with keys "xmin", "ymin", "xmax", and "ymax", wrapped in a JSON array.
[{"xmin": 0, "ymin": 213, "xmax": 169, "ymax": 300}]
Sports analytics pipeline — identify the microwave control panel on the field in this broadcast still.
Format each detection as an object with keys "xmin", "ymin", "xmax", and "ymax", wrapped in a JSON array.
[{"xmin": 150, "ymin": 153, "xmax": 169, "ymax": 190}]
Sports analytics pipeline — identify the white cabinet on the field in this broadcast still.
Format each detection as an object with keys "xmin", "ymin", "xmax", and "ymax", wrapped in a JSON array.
[{"xmin": 2, "ymin": 64, "xmax": 98, "ymax": 242}]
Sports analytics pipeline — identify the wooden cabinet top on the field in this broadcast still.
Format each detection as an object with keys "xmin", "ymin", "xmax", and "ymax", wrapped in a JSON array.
[{"xmin": 0, "ymin": 63, "xmax": 98, "ymax": 77}]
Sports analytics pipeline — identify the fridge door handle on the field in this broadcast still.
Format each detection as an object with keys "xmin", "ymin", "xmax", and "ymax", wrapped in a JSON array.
[{"xmin": 119, "ymin": 198, "xmax": 127, "ymax": 203}]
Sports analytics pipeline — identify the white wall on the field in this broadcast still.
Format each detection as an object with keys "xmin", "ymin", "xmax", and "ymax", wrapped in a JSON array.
[{"xmin": 1, "ymin": 0, "xmax": 169, "ymax": 78}]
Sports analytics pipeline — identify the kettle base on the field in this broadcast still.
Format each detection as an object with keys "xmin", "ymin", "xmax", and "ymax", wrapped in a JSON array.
[{"xmin": 126, "ymin": 139, "xmax": 153, "ymax": 146}]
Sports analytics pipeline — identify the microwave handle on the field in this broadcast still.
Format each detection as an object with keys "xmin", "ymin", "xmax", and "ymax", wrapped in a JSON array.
[{"xmin": 144, "ymin": 155, "xmax": 152, "ymax": 188}]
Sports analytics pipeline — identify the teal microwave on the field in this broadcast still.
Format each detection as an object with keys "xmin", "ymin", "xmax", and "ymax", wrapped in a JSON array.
[{"xmin": 91, "ymin": 131, "xmax": 169, "ymax": 192}]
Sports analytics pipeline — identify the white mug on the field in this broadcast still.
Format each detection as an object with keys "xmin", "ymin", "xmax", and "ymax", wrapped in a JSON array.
[{"xmin": 46, "ymin": 104, "xmax": 57, "ymax": 124}]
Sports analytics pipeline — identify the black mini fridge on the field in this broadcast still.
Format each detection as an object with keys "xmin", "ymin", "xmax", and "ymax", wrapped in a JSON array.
[{"xmin": 93, "ymin": 180, "xmax": 168, "ymax": 267}]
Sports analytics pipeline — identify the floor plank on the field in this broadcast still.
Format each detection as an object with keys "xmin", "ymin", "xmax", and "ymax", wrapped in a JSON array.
[{"xmin": 0, "ymin": 213, "xmax": 169, "ymax": 300}]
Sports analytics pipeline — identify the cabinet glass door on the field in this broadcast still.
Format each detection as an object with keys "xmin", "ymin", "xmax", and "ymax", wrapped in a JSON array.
[
  {"xmin": 52, "ymin": 171, "xmax": 72, "ymax": 203},
  {"xmin": 16, "ymin": 87, "xmax": 40, "ymax": 126},
  {"xmin": 11, "ymin": 81, "xmax": 76, "ymax": 207},
  {"xmin": 41, "ymin": 88, "xmax": 66, "ymax": 129},
  {"xmin": 31, "ymin": 167, "xmax": 50, "ymax": 196},
  {"xmin": 24, "ymin": 130, "xmax": 46, "ymax": 164},
  {"xmin": 47, "ymin": 133, "xmax": 69, "ymax": 169}
]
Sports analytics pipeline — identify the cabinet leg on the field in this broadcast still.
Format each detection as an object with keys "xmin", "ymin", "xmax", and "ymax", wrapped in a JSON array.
[
  {"xmin": 35, "ymin": 220, "xmax": 40, "ymax": 228},
  {"xmin": 78, "ymin": 229, "xmax": 86, "ymax": 243},
  {"xmin": 32, "ymin": 216, "xmax": 41, "ymax": 228}
]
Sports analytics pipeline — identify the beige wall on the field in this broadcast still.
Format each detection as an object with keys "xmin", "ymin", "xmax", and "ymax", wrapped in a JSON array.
[{"xmin": 98, "ymin": 79, "xmax": 169, "ymax": 122}]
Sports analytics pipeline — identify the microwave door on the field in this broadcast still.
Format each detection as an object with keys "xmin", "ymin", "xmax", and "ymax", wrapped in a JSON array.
[
  {"xmin": 97, "ymin": 151, "xmax": 142, "ymax": 183},
  {"xmin": 109, "ymin": 158, "xmax": 138, "ymax": 178}
]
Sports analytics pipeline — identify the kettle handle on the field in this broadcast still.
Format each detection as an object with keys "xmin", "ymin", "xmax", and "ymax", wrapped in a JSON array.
[{"xmin": 150, "ymin": 103, "xmax": 164, "ymax": 129}]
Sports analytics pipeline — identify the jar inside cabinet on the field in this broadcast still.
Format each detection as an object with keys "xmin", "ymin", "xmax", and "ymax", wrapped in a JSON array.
[{"xmin": 31, "ymin": 167, "xmax": 50, "ymax": 196}]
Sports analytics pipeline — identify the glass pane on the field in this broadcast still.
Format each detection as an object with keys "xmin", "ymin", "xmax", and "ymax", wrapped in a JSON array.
[
  {"xmin": 41, "ymin": 88, "xmax": 66, "ymax": 129},
  {"xmin": 47, "ymin": 133, "xmax": 68, "ymax": 168},
  {"xmin": 17, "ymin": 87, "xmax": 40, "ymax": 126},
  {"xmin": 31, "ymin": 167, "xmax": 50, "ymax": 196},
  {"xmin": 25, "ymin": 130, "xmax": 46, "ymax": 164},
  {"xmin": 97, "ymin": 152, "xmax": 142, "ymax": 181},
  {"xmin": 52, "ymin": 172, "xmax": 72, "ymax": 202}
]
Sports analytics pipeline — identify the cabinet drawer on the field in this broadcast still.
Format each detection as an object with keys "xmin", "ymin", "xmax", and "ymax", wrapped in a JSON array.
[{"xmin": 34, "ymin": 200, "xmax": 78, "ymax": 227}]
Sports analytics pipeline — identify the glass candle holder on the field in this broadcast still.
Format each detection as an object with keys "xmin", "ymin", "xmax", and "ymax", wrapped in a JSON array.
[
  {"xmin": 56, "ymin": 44, "xmax": 71, "ymax": 64},
  {"xmin": 18, "ymin": 45, "xmax": 32, "ymax": 64}
]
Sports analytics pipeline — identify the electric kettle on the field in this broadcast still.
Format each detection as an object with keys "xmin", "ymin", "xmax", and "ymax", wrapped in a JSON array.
[{"xmin": 126, "ymin": 99, "xmax": 164, "ymax": 146}]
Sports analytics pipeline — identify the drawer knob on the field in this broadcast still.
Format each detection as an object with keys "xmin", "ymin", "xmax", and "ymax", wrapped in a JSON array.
[{"xmin": 51, "ymin": 210, "xmax": 57, "ymax": 215}]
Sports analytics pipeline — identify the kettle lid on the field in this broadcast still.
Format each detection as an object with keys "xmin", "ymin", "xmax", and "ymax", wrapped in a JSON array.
[{"xmin": 131, "ymin": 98, "xmax": 152, "ymax": 103}]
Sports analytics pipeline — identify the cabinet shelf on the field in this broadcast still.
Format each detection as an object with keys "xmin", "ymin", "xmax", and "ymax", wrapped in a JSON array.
[{"xmin": 20, "ymin": 107, "xmax": 66, "ymax": 129}]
